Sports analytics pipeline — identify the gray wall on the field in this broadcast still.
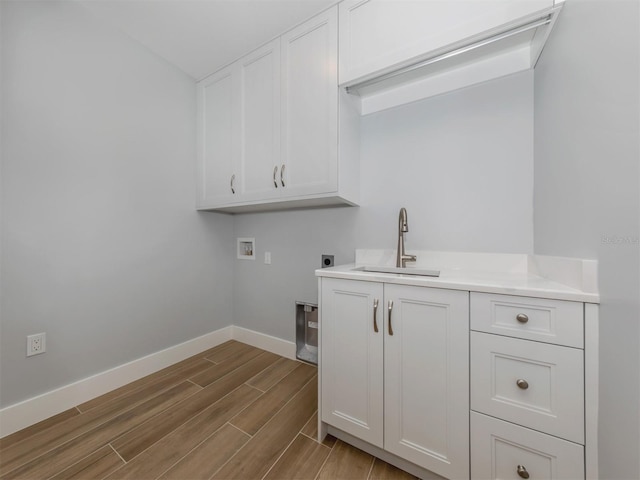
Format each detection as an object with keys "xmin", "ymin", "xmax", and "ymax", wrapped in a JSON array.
[
  {"xmin": 533, "ymin": 0, "xmax": 640, "ymax": 478},
  {"xmin": 0, "ymin": 1, "xmax": 234, "ymax": 407},
  {"xmin": 234, "ymin": 71, "xmax": 535, "ymax": 339}
]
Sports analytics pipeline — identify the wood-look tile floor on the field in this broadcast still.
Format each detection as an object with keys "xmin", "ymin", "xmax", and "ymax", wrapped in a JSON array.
[{"xmin": 0, "ymin": 341, "xmax": 417, "ymax": 480}]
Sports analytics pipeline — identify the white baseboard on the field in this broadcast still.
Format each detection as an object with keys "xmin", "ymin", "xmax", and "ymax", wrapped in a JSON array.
[
  {"xmin": 0, "ymin": 325, "xmax": 298, "ymax": 438},
  {"xmin": 231, "ymin": 326, "xmax": 296, "ymax": 360},
  {"xmin": 0, "ymin": 326, "xmax": 237, "ymax": 438}
]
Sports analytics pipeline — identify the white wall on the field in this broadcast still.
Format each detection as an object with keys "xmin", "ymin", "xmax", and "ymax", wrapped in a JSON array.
[
  {"xmin": 533, "ymin": 1, "xmax": 640, "ymax": 478},
  {"xmin": 233, "ymin": 71, "xmax": 535, "ymax": 340},
  {"xmin": 0, "ymin": 1, "xmax": 234, "ymax": 408}
]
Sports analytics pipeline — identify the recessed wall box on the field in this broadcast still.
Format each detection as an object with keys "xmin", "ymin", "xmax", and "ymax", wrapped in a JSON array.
[
  {"xmin": 295, "ymin": 302, "xmax": 318, "ymax": 365},
  {"xmin": 237, "ymin": 238, "xmax": 255, "ymax": 260}
]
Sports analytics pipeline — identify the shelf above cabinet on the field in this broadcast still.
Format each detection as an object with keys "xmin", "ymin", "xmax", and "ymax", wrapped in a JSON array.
[
  {"xmin": 340, "ymin": 1, "xmax": 564, "ymax": 115},
  {"xmin": 197, "ymin": 191, "xmax": 358, "ymax": 214}
]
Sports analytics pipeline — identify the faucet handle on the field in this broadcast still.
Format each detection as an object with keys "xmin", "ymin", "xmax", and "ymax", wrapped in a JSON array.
[{"xmin": 403, "ymin": 254, "xmax": 417, "ymax": 264}]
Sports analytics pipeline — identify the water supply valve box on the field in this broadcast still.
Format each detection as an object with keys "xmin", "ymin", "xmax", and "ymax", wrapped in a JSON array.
[{"xmin": 295, "ymin": 302, "xmax": 318, "ymax": 365}]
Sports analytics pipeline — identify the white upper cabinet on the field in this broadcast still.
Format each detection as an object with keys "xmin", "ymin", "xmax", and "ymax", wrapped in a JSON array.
[
  {"xmin": 197, "ymin": 40, "xmax": 280, "ymax": 209},
  {"xmin": 281, "ymin": 9, "xmax": 338, "ymax": 198},
  {"xmin": 196, "ymin": 5, "xmax": 359, "ymax": 213},
  {"xmin": 339, "ymin": 0, "xmax": 563, "ymax": 114},
  {"xmin": 339, "ymin": 0, "xmax": 555, "ymax": 85},
  {"xmin": 238, "ymin": 39, "xmax": 281, "ymax": 203},
  {"xmin": 196, "ymin": 63, "xmax": 240, "ymax": 207}
]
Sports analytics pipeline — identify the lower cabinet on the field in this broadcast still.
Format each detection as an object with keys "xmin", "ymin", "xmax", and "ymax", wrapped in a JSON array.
[
  {"xmin": 320, "ymin": 278, "xmax": 469, "ymax": 479},
  {"xmin": 320, "ymin": 282, "xmax": 596, "ymax": 479},
  {"xmin": 470, "ymin": 292, "xmax": 590, "ymax": 480}
]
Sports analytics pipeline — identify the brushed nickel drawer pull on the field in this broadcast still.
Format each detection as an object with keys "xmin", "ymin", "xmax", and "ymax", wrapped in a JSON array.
[
  {"xmin": 517, "ymin": 465, "xmax": 530, "ymax": 479},
  {"xmin": 516, "ymin": 313, "xmax": 529, "ymax": 323},
  {"xmin": 273, "ymin": 166, "xmax": 278, "ymax": 188},
  {"xmin": 388, "ymin": 300, "xmax": 394, "ymax": 336},
  {"xmin": 373, "ymin": 299, "xmax": 379, "ymax": 333},
  {"xmin": 516, "ymin": 379, "xmax": 529, "ymax": 390}
]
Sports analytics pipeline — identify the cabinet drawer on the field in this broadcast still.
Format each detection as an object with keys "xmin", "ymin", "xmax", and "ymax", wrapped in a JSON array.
[
  {"xmin": 471, "ymin": 293, "xmax": 583, "ymax": 348},
  {"xmin": 471, "ymin": 412, "xmax": 585, "ymax": 480},
  {"xmin": 471, "ymin": 332, "xmax": 584, "ymax": 444}
]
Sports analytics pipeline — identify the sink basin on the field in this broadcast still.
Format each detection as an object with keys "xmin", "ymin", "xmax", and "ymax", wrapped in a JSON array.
[{"xmin": 353, "ymin": 266, "xmax": 440, "ymax": 277}]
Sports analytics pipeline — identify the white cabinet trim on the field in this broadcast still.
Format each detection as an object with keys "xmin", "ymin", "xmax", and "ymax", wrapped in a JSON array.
[{"xmin": 584, "ymin": 303, "xmax": 599, "ymax": 480}]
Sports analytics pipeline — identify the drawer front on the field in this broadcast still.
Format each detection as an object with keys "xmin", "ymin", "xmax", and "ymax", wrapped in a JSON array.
[
  {"xmin": 471, "ymin": 332, "xmax": 584, "ymax": 444},
  {"xmin": 471, "ymin": 412, "xmax": 585, "ymax": 480},
  {"xmin": 471, "ymin": 293, "xmax": 583, "ymax": 348}
]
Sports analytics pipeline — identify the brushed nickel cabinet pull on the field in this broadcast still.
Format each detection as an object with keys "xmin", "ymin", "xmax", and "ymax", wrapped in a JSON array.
[
  {"xmin": 280, "ymin": 164, "xmax": 285, "ymax": 187},
  {"xmin": 273, "ymin": 166, "xmax": 278, "ymax": 188},
  {"xmin": 388, "ymin": 300, "xmax": 394, "ymax": 335},
  {"xmin": 516, "ymin": 313, "xmax": 529, "ymax": 323},
  {"xmin": 230, "ymin": 174, "xmax": 236, "ymax": 194},
  {"xmin": 516, "ymin": 379, "xmax": 529, "ymax": 390},
  {"xmin": 373, "ymin": 299, "xmax": 379, "ymax": 333},
  {"xmin": 517, "ymin": 465, "xmax": 530, "ymax": 479}
]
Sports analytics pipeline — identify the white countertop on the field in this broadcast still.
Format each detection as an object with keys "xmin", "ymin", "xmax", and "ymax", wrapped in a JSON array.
[{"xmin": 315, "ymin": 250, "xmax": 599, "ymax": 303}]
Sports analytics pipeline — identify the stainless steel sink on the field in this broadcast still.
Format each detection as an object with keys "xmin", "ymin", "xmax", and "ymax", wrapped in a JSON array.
[{"xmin": 352, "ymin": 266, "xmax": 440, "ymax": 277}]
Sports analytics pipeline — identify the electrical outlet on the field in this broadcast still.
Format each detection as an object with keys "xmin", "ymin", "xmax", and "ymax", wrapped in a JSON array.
[
  {"xmin": 27, "ymin": 333, "xmax": 46, "ymax": 357},
  {"xmin": 321, "ymin": 254, "xmax": 334, "ymax": 268}
]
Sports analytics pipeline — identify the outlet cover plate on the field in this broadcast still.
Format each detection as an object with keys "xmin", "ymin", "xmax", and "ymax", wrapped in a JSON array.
[{"xmin": 27, "ymin": 333, "xmax": 46, "ymax": 357}]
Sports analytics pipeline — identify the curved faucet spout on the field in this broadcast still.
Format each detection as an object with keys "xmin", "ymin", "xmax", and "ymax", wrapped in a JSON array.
[
  {"xmin": 396, "ymin": 208, "xmax": 417, "ymax": 268},
  {"xmin": 399, "ymin": 207, "xmax": 408, "ymax": 233}
]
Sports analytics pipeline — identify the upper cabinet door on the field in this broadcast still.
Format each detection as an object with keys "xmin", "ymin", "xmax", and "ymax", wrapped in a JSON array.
[
  {"xmin": 197, "ymin": 63, "xmax": 241, "ymax": 207},
  {"xmin": 238, "ymin": 39, "xmax": 281, "ymax": 203},
  {"xmin": 281, "ymin": 7, "xmax": 338, "ymax": 198},
  {"xmin": 339, "ymin": 0, "xmax": 555, "ymax": 85}
]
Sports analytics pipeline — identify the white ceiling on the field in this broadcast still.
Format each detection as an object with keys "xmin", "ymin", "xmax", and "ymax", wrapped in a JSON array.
[{"xmin": 77, "ymin": 0, "xmax": 335, "ymax": 80}]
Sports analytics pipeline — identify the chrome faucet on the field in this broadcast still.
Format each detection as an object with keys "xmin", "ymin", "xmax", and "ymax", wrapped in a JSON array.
[{"xmin": 396, "ymin": 207, "xmax": 417, "ymax": 268}]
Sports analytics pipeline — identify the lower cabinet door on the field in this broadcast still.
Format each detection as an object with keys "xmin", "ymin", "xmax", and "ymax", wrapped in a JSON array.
[
  {"xmin": 384, "ymin": 285, "xmax": 470, "ymax": 480},
  {"xmin": 320, "ymin": 278, "xmax": 384, "ymax": 447},
  {"xmin": 471, "ymin": 412, "xmax": 585, "ymax": 480}
]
